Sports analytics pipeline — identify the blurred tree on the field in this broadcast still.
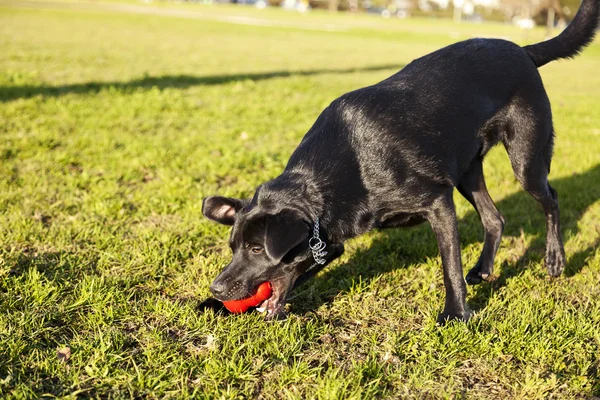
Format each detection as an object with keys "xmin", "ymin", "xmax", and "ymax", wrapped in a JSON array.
[
  {"xmin": 503, "ymin": 0, "xmax": 581, "ymax": 21},
  {"xmin": 559, "ymin": 0, "xmax": 581, "ymax": 15}
]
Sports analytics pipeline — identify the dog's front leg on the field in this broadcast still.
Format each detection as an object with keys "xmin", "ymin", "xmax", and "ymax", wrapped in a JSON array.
[{"xmin": 427, "ymin": 193, "xmax": 471, "ymax": 324}]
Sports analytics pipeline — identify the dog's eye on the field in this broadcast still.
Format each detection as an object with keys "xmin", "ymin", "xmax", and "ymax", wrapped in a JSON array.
[
  {"xmin": 251, "ymin": 246, "xmax": 263, "ymax": 254},
  {"xmin": 245, "ymin": 243, "xmax": 263, "ymax": 254}
]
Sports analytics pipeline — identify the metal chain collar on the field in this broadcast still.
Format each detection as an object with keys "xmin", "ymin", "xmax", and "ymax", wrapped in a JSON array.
[{"xmin": 308, "ymin": 218, "xmax": 328, "ymax": 265}]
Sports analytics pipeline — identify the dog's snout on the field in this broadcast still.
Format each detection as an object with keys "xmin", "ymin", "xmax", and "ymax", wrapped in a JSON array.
[
  {"xmin": 210, "ymin": 281, "xmax": 226, "ymax": 297},
  {"xmin": 210, "ymin": 259, "xmax": 253, "ymax": 300}
]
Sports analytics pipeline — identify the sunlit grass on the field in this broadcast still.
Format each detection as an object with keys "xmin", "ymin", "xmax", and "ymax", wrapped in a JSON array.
[{"xmin": 0, "ymin": 1, "xmax": 599, "ymax": 398}]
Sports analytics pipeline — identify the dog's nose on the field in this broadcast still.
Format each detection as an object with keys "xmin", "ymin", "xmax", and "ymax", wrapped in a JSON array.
[{"xmin": 210, "ymin": 281, "xmax": 226, "ymax": 297}]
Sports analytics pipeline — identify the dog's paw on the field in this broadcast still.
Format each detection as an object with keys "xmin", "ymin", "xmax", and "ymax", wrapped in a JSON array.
[
  {"xmin": 264, "ymin": 309, "xmax": 288, "ymax": 321},
  {"xmin": 437, "ymin": 309, "xmax": 471, "ymax": 325},
  {"xmin": 465, "ymin": 269, "xmax": 484, "ymax": 285},
  {"xmin": 465, "ymin": 261, "xmax": 493, "ymax": 285},
  {"xmin": 545, "ymin": 244, "xmax": 566, "ymax": 277}
]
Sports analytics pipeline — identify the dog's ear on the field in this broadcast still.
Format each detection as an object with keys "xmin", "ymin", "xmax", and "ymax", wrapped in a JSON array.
[
  {"xmin": 264, "ymin": 210, "xmax": 309, "ymax": 262},
  {"xmin": 202, "ymin": 196, "xmax": 246, "ymax": 225}
]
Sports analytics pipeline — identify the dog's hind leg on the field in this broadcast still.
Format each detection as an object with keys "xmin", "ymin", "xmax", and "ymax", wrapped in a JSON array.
[
  {"xmin": 457, "ymin": 158, "xmax": 505, "ymax": 285},
  {"xmin": 503, "ymin": 104, "xmax": 566, "ymax": 277},
  {"xmin": 428, "ymin": 191, "xmax": 470, "ymax": 323}
]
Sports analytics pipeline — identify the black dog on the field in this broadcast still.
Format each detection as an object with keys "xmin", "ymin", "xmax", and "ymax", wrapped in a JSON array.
[{"xmin": 202, "ymin": 0, "xmax": 599, "ymax": 322}]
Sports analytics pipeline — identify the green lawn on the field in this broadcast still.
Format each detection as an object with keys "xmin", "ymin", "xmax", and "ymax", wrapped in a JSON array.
[{"xmin": 1, "ymin": 1, "xmax": 599, "ymax": 398}]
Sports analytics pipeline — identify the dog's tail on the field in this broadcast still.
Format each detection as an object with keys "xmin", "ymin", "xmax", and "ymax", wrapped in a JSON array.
[{"xmin": 523, "ymin": 0, "xmax": 600, "ymax": 67}]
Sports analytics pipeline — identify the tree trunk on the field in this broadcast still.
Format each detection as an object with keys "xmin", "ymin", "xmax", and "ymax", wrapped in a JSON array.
[{"xmin": 328, "ymin": 0, "xmax": 338, "ymax": 12}]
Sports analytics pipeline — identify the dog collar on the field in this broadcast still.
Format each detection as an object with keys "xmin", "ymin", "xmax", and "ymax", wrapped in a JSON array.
[{"xmin": 309, "ymin": 218, "xmax": 328, "ymax": 264}]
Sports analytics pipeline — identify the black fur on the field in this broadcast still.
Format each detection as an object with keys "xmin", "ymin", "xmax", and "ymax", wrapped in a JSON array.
[
  {"xmin": 203, "ymin": 0, "xmax": 599, "ymax": 322},
  {"xmin": 524, "ymin": 0, "xmax": 599, "ymax": 67}
]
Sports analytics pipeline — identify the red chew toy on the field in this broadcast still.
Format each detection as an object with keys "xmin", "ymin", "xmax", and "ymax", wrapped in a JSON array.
[{"xmin": 222, "ymin": 282, "xmax": 273, "ymax": 313}]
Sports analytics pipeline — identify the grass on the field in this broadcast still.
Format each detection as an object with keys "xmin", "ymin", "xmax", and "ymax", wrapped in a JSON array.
[{"xmin": 1, "ymin": 0, "xmax": 599, "ymax": 398}]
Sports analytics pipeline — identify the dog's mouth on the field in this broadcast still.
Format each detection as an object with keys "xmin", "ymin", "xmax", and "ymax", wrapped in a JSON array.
[{"xmin": 255, "ymin": 277, "xmax": 292, "ymax": 319}]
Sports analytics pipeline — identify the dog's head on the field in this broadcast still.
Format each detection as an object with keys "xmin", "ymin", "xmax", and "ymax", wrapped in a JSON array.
[{"xmin": 202, "ymin": 195, "xmax": 322, "ymax": 318}]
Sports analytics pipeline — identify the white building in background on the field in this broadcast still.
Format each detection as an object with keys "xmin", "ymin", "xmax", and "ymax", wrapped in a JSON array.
[
  {"xmin": 428, "ymin": 0, "xmax": 500, "ymax": 10},
  {"xmin": 472, "ymin": 0, "xmax": 500, "ymax": 8}
]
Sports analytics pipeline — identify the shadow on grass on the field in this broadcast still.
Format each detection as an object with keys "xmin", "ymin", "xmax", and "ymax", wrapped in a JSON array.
[
  {"xmin": 290, "ymin": 163, "xmax": 600, "ymax": 315},
  {"xmin": 0, "ymin": 64, "xmax": 405, "ymax": 102},
  {"xmin": 5, "ymin": 247, "xmax": 98, "ymax": 281}
]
